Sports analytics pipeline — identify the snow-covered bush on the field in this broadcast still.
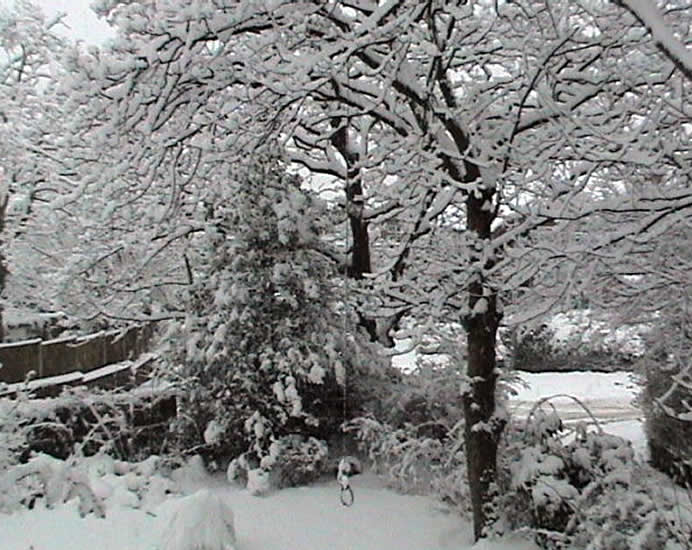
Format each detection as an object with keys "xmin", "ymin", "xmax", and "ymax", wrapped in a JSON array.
[
  {"xmin": 0, "ymin": 451, "xmax": 211, "ymax": 517},
  {"xmin": 0, "ymin": 385, "xmax": 177, "ymax": 466},
  {"xmin": 345, "ymin": 415, "xmax": 469, "ymax": 511},
  {"xmin": 227, "ymin": 435, "xmax": 329, "ymax": 491},
  {"xmin": 497, "ymin": 410, "xmax": 580, "ymax": 541},
  {"xmin": 343, "ymin": 346, "xmax": 511, "ymax": 512},
  {"xmin": 385, "ymin": 353, "xmax": 467, "ymax": 441},
  {"xmin": 497, "ymin": 403, "xmax": 691, "ymax": 549},
  {"xmin": 225, "ymin": 451, "xmax": 257, "ymax": 488},
  {"xmin": 507, "ymin": 310, "xmax": 646, "ymax": 372},
  {"xmin": 0, "ymin": 453, "xmax": 106, "ymax": 516},
  {"xmin": 264, "ymin": 435, "xmax": 329, "ymax": 489},
  {"xmin": 246, "ymin": 467, "xmax": 271, "ymax": 496},
  {"xmin": 639, "ymin": 318, "xmax": 692, "ymax": 486},
  {"xmin": 166, "ymin": 158, "xmax": 388, "ymax": 471},
  {"xmin": 566, "ymin": 465, "xmax": 670, "ymax": 550},
  {"xmin": 0, "ymin": 391, "xmax": 31, "ymax": 473}
]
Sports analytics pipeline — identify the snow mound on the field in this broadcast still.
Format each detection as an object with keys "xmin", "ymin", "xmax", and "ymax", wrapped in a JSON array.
[
  {"xmin": 160, "ymin": 489, "xmax": 236, "ymax": 550},
  {"xmin": 246, "ymin": 468, "xmax": 270, "ymax": 496}
]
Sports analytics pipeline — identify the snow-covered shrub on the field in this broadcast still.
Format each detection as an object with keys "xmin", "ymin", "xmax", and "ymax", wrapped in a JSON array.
[
  {"xmin": 226, "ymin": 435, "xmax": 329, "ymax": 490},
  {"xmin": 263, "ymin": 435, "xmax": 329, "ymax": 489},
  {"xmin": 507, "ymin": 324, "xmax": 559, "ymax": 372},
  {"xmin": 639, "ymin": 318, "xmax": 692, "ymax": 486},
  {"xmin": 496, "ymin": 402, "xmax": 692, "ymax": 549},
  {"xmin": 344, "ymin": 415, "xmax": 469, "ymax": 511},
  {"xmin": 225, "ymin": 451, "xmax": 257, "ymax": 487},
  {"xmin": 166, "ymin": 158, "xmax": 388, "ymax": 471},
  {"xmin": 497, "ymin": 403, "xmax": 630, "ymax": 541},
  {"xmin": 0, "ymin": 453, "xmax": 106, "ymax": 517},
  {"xmin": 385, "ymin": 353, "xmax": 467, "ymax": 441},
  {"xmin": 0, "ymin": 450, "xmax": 220, "ymax": 519},
  {"xmin": 0, "ymin": 392, "xmax": 31, "ymax": 473},
  {"xmin": 343, "ymin": 345, "xmax": 510, "ymax": 512},
  {"xmin": 566, "ymin": 465, "xmax": 670, "ymax": 550},
  {"xmin": 507, "ymin": 310, "xmax": 646, "ymax": 372},
  {"xmin": 246, "ymin": 468, "xmax": 271, "ymax": 496},
  {"xmin": 345, "ymin": 416, "xmax": 438, "ymax": 491},
  {"xmin": 498, "ymin": 411, "xmax": 579, "ymax": 541},
  {"xmin": 1, "ymin": 385, "xmax": 177, "ymax": 464}
]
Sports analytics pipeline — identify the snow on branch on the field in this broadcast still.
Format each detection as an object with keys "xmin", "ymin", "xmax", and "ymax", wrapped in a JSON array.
[{"xmin": 618, "ymin": 0, "xmax": 692, "ymax": 81}]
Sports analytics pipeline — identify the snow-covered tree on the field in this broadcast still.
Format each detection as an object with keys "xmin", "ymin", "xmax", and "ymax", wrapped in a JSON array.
[
  {"xmin": 169, "ymin": 156, "xmax": 385, "ymax": 462},
  {"xmin": 58, "ymin": 0, "xmax": 692, "ymax": 538},
  {"xmin": 0, "ymin": 2, "xmax": 88, "ymax": 325},
  {"xmin": 616, "ymin": 0, "xmax": 692, "ymax": 80}
]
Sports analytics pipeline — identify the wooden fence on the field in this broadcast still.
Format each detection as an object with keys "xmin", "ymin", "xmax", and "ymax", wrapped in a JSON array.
[{"xmin": 0, "ymin": 324, "xmax": 155, "ymax": 384}]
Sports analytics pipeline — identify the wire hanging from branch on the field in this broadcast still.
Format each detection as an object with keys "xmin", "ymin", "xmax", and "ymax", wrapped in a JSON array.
[{"xmin": 337, "ymin": 73, "xmax": 357, "ymax": 507}]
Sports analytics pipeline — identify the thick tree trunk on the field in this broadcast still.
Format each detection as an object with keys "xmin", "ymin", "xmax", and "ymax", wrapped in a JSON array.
[
  {"xmin": 0, "ymin": 262, "xmax": 5, "ymax": 341},
  {"xmin": 0, "ymin": 186, "xmax": 7, "ymax": 342},
  {"xmin": 463, "ymin": 190, "xmax": 504, "ymax": 541},
  {"xmin": 463, "ymin": 291, "xmax": 501, "ymax": 540}
]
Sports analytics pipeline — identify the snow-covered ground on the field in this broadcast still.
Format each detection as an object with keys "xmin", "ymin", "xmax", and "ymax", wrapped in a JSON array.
[
  {"xmin": 0, "ymin": 370, "xmax": 646, "ymax": 550},
  {"xmin": 1, "ymin": 466, "xmax": 537, "ymax": 550}
]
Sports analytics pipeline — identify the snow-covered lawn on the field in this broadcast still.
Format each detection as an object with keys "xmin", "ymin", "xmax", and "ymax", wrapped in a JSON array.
[
  {"xmin": 0, "ymin": 370, "xmax": 646, "ymax": 550},
  {"xmin": 510, "ymin": 370, "xmax": 640, "ymax": 414},
  {"xmin": 1, "ymin": 468, "xmax": 537, "ymax": 550}
]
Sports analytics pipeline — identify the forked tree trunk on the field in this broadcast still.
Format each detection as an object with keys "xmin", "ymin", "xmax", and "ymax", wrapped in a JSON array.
[
  {"xmin": 331, "ymin": 119, "xmax": 389, "ymax": 345},
  {"xmin": 345, "ymin": 179, "xmax": 386, "ymax": 344},
  {"xmin": 463, "ymin": 190, "xmax": 504, "ymax": 541}
]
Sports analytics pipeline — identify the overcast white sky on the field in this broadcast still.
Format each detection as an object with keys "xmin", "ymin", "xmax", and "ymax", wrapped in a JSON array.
[{"xmin": 2, "ymin": 0, "xmax": 114, "ymax": 44}]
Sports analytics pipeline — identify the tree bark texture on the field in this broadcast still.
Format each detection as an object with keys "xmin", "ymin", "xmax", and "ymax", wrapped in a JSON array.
[
  {"xmin": 331, "ymin": 122, "xmax": 386, "ymax": 343},
  {"xmin": 463, "ymin": 189, "xmax": 504, "ymax": 541},
  {"xmin": 0, "ymin": 187, "xmax": 7, "ymax": 342},
  {"xmin": 345, "ymin": 179, "xmax": 372, "ymax": 280}
]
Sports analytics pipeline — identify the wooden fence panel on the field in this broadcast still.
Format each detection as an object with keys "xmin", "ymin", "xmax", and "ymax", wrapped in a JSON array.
[
  {"xmin": 104, "ymin": 328, "xmax": 130, "ymax": 365},
  {"xmin": 0, "ymin": 324, "xmax": 156, "ymax": 384},
  {"xmin": 0, "ymin": 339, "xmax": 42, "ymax": 383},
  {"xmin": 73, "ymin": 332, "xmax": 108, "ymax": 373},
  {"xmin": 40, "ymin": 336, "xmax": 78, "ymax": 378}
]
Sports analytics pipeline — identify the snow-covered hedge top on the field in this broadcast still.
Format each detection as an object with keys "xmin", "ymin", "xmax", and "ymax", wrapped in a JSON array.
[{"xmin": 545, "ymin": 310, "xmax": 647, "ymax": 359}]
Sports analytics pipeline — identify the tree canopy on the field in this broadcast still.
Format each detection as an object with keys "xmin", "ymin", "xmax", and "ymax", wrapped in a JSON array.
[{"xmin": 2, "ymin": 0, "xmax": 691, "ymax": 540}]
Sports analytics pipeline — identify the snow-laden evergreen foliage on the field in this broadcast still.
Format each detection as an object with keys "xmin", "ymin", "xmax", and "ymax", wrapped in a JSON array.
[
  {"xmin": 168, "ymin": 158, "xmax": 387, "ymax": 466},
  {"xmin": 226, "ymin": 434, "xmax": 329, "ymax": 490}
]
